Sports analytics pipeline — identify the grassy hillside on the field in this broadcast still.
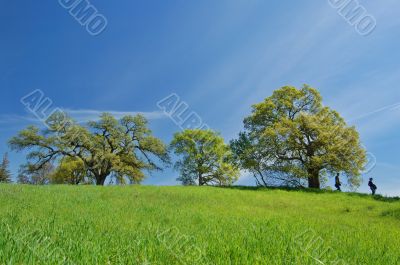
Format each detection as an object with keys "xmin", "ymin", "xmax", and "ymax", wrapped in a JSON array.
[{"xmin": 0, "ymin": 185, "xmax": 399, "ymax": 264}]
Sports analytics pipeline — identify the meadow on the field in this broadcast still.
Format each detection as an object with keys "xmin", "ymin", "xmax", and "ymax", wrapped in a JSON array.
[{"xmin": 0, "ymin": 184, "xmax": 399, "ymax": 264}]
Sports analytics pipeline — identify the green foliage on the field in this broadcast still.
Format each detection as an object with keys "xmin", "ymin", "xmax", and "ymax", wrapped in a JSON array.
[
  {"xmin": 9, "ymin": 112, "xmax": 170, "ymax": 185},
  {"xmin": 50, "ymin": 157, "xmax": 88, "ymax": 185},
  {"xmin": 231, "ymin": 85, "xmax": 367, "ymax": 189},
  {"xmin": 0, "ymin": 153, "xmax": 12, "ymax": 183},
  {"xmin": 0, "ymin": 185, "xmax": 399, "ymax": 264},
  {"xmin": 171, "ymin": 129, "xmax": 240, "ymax": 186}
]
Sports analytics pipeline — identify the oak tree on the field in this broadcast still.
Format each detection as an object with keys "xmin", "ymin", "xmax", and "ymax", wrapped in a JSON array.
[
  {"xmin": 231, "ymin": 85, "xmax": 366, "ymax": 189},
  {"xmin": 10, "ymin": 112, "xmax": 169, "ymax": 185},
  {"xmin": 171, "ymin": 129, "xmax": 239, "ymax": 186}
]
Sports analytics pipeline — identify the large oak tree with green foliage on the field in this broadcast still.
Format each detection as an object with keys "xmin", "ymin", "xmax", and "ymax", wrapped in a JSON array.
[
  {"xmin": 10, "ymin": 112, "xmax": 169, "ymax": 185},
  {"xmin": 231, "ymin": 85, "xmax": 367, "ymax": 189},
  {"xmin": 171, "ymin": 129, "xmax": 240, "ymax": 186}
]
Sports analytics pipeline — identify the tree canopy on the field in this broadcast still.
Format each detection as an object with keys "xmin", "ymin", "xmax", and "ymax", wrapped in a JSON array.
[
  {"xmin": 231, "ymin": 85, "xmax": 367, "ymax": 189},
  {"xmin": 9, "ymin": 112, "xmax": 170, "ymax": 185},
  {"xmin": 171, "ymin": 129, "xmax": 240, "ymax": 186}
]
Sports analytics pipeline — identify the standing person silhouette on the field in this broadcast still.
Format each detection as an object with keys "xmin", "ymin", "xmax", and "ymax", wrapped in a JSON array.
[
  {"xmin": 368, "ymin": 178, "xmax": 377, "ymax": 195},
  {"xmin": 334, "ymin": 173, "xmax": 342, "ymax": 191}
]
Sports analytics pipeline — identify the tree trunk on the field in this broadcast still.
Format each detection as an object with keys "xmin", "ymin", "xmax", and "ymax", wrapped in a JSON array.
[
  {"xmin": 95, "ymin": 174, "xmax": 107, "ymax": 186},
  {"xmin": 198, "ymin": 175, "xmax": 203, "ymax": 186},
  {"xmin": 307, "ymin": 169, "xmax": 320, "ymax": 189}
]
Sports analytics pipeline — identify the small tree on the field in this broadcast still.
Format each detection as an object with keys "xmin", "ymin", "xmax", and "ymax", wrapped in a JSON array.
[
  {"xmin": 231, "ymin": 85, "xmax": 367, "ymax": 189},
  {"xmin": 171, "ymin": 129, "xmax": 239, "ymax": 186},
  {"xmin": 51, "ymin": 157, "xmax": 88, "ymax": 185},
  {"xmin": 0, "ymin": 153, "xmax": 12, "ymax": 183}
]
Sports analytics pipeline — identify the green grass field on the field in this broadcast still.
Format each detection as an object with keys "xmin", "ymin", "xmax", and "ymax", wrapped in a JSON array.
[{"xmin": 0, "ymin": 185, "xmax": 399, "ymax": 264}]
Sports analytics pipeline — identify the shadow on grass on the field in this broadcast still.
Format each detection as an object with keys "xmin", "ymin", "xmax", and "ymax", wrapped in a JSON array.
[{"xmin": 218, "ymin": 186, "xmax": 400, "ymax": 202}]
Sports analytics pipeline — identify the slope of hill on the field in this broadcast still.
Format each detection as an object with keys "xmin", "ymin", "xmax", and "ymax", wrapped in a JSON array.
[{"xmin": 0, "ymin": 185, "xmax": 399, "ymax": 264}]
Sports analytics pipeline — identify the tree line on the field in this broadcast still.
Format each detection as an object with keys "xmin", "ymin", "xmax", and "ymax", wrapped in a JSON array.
[{"xmin": 1, "ymin": 85, "xmax": 367, "ymax": 190}]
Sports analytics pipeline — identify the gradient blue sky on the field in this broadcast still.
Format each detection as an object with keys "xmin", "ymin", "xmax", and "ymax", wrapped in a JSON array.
[{"xmin": 1, "ymin": 0, "xmax": 399, "ymax": 195}]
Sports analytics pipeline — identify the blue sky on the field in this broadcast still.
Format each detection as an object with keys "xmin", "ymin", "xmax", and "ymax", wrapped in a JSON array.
[{"xmin": 1, "ymin": 0, "xmax": 399, "ymax": 195}]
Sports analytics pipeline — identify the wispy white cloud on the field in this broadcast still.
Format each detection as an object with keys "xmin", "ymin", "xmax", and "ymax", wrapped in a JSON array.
[
  {"xmin": 350, "ymin": 102, "xmax": 400, "ymax": 122},
  {"xmin": 343, "ymin": 102, "xmax": 400, "ymax": 142}
]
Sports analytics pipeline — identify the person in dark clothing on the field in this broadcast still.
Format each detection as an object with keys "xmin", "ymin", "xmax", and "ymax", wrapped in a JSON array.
[
  {"xmin": 334, "ymin": 173, "xmax": 342, "ymax": 191},
  {"xmin": 368, "ymin": 178, "xmax": 377, "ymax": 195}
]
